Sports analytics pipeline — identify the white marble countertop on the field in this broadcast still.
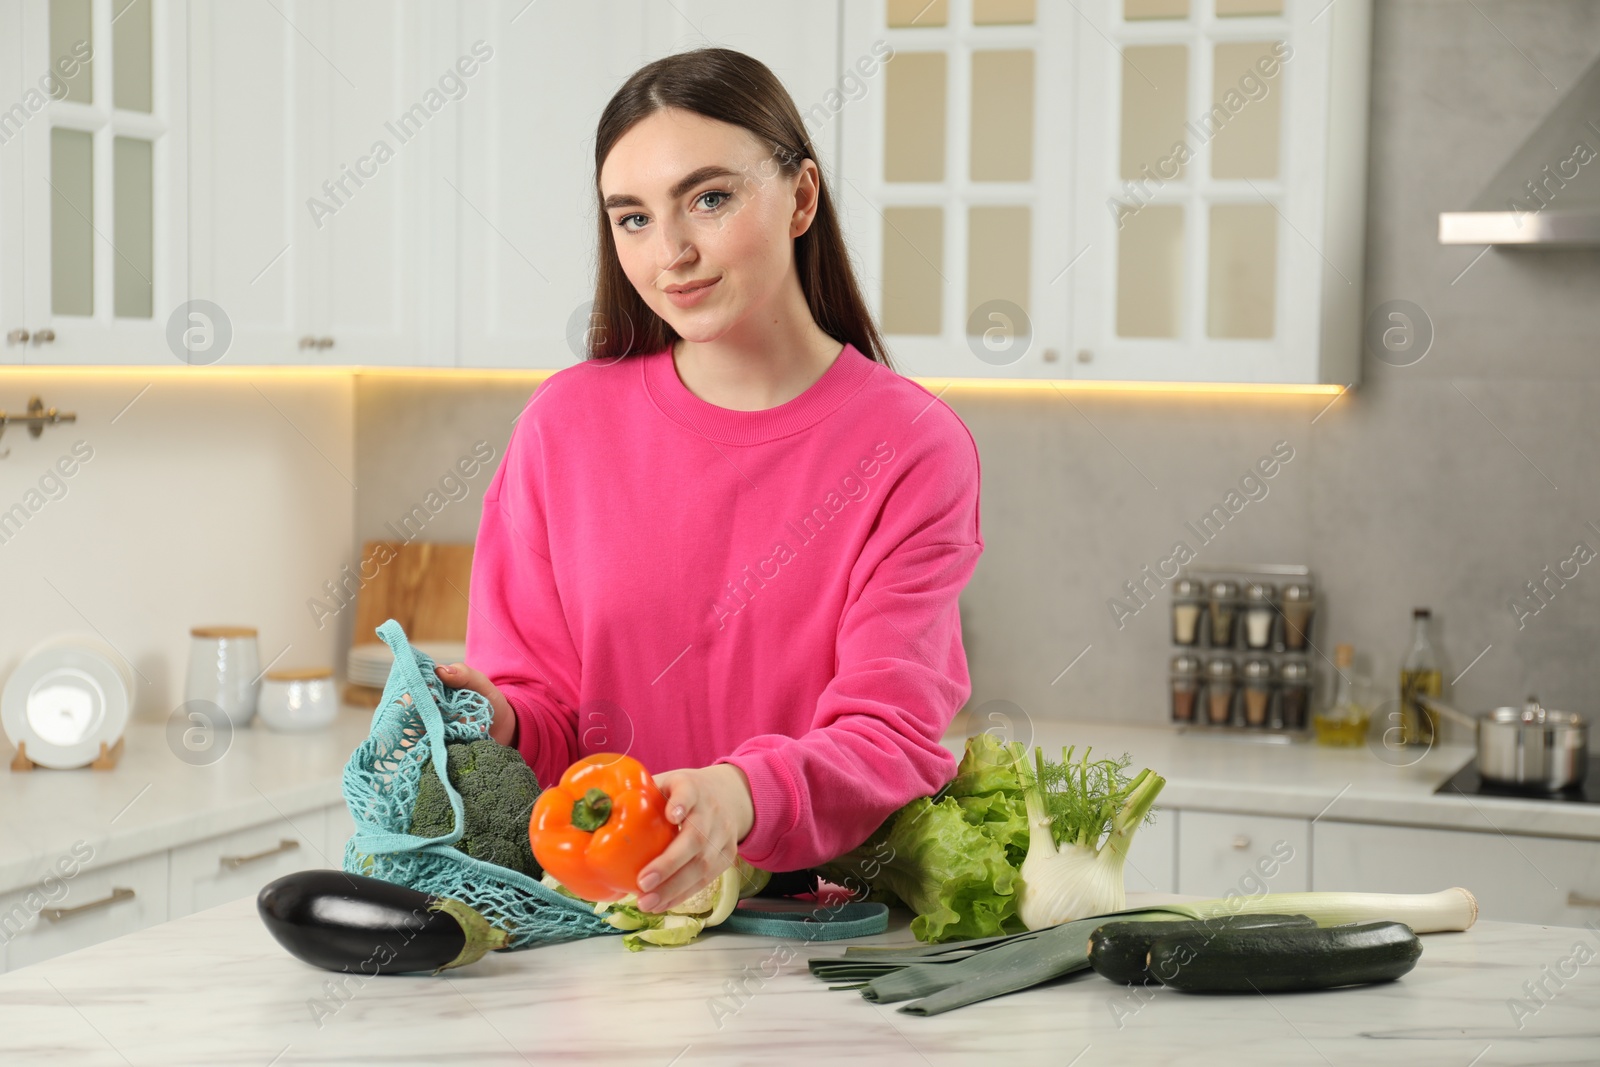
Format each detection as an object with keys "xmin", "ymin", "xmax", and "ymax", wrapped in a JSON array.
[
  {"xmin": 0, "ymin": 707, "xmax": 376, "ymax": 891},
  {"xmin": 1, "ymin": 889, "xmax": 1596, "ymax": 1065},
  {"xmin": 942, "ymin": 717, "xmax": 1600, "ymax": 842},
  {"xmin": 3, "ymin": 707, "xmax": 1595, "ymax": 894}
]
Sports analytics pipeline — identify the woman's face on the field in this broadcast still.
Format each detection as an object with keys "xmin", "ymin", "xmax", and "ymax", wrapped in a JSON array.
[{"xmin": 600, "ymin": 107, "xmax": 814, "ymax": 345}]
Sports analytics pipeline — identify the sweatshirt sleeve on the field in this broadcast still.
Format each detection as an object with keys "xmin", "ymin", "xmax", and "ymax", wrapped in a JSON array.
[
  {"xmin": 464, "ymin": 400, "xmax": 582, "ymax": 791},
  {"xmin": 716, "ymin": 420, "xmax": 984, "ymax": 873}
]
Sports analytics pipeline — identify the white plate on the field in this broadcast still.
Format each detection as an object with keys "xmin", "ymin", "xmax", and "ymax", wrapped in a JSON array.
[
  {"xmin": 2, "ymin": 634, "xmax": 132, "ymax": 769},
  {"xmin": 347, "ymin": 641, "xmax": 465, "ymax": 686}
]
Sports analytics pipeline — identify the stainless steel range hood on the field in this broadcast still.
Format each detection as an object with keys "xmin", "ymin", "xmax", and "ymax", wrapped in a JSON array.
[{"xmin": 1438, "ymin": 52, "xmax": 1600, "ymax": 246}]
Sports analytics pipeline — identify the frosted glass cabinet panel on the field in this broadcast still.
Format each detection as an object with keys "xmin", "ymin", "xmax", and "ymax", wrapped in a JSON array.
[
  {"xmin": 882, "ymin": 206, "xmax": 945, "ymax": 335},
  {"xmin": 840, "ymin": 0, "xmax": 1070, "ymax": 378},
  {"xmin": 839, "ymin": 0, "xmax": 1372, "ymax": 384},
  {"xmin": 4, "ymin": 0, "xmax": 188, "ymax": 364},
  {"xmin": 1070, "ymin": 0, "xmax": 1370, "ymax": 384}
]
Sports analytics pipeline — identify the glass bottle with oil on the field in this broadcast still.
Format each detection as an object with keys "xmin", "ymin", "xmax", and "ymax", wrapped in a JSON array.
[
  {"xmin": 1313, "ymin": 643, "xmax": 1370, "ymax": 745},
  {"xmin": 1398, "ymin": 608, "xmax": 1441, "ymax": 745}
]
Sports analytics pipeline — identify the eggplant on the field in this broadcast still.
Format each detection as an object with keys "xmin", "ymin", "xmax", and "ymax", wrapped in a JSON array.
[{"xmin": 258, "ymin": 869, "xmax": 508, "ymax": 975}]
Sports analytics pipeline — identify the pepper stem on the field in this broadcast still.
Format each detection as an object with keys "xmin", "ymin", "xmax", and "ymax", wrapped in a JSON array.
[{"xmin": 571, "ymin": 787, "xmax": 613, "ymax": 832}]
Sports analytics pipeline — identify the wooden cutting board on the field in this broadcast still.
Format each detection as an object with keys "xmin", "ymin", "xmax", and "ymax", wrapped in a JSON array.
[{"xmin": 343, "ymin": 540, "xmax": 475, "ymax": 707}]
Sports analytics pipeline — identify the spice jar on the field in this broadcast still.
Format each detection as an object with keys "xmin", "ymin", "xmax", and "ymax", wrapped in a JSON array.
[
  {"xmin": 1171, "ymin": 578, "xmax": 1204, "ymax": 646},
  {"xmin": 1170, "ymin": 654, "xmax": 1202, "ymax": 723},
  {"xmin": 1242, "ymin": 657, "xmax": 1275, "ymax": 728},
  {"xmin": 1281, "ymin": 582, "xmax": 1316, "ymax": 651},
  {"xmin": 1242, "ymin": 582, "xmax": 1277, "ymax": 651},
  {"xmin": 1278, "ymin": 658, "xmax": 1312, "ymax": 730},
  {"xmin": 1208, "ymin": 579, "xmax": 1240, "ymax": 648},
  {"xmin": 1204, "ymin": 657, "xmax": 1238, "ymax": 725}
]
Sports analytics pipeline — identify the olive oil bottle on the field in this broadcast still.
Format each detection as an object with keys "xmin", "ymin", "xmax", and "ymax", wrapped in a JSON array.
[
  {"xmin": 1314, "ymin": 643, "xmax": 1370, "ymax": 746},
  {"xmin": 1398, "ymin": 608, "xmax": 1441, "ymax": 745}
]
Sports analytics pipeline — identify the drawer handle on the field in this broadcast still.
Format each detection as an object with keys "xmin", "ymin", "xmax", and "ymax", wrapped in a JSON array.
[
  {"xmin": 42, "ymin": 886, "xmax": 135, "ymax": 922},
  {"xmin": 1568, "ymin": 891, "xmax": 1600, "ymax": 909},
  {"xmin": 219, "ymin": 838, "xmax": 300, "ymax": 870},
  {"xmin": 1231, "ymin": 835, "xmax": 1251, "ymax": 851}
]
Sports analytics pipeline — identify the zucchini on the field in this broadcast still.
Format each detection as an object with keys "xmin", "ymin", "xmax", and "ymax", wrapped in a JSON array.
[
  {"xmin": 1089, "ymin": 913, "xmax": 1315, "ymax": 986},
  {"xmin": 1148, "ymin": 920, "xmax": 1422, "ymax": 993},
  {"xmin": 258, "ymin": 869, "xmax": 508, "ymax": 976}
]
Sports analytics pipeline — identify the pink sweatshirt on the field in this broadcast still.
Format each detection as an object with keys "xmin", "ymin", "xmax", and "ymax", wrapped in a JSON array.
[{"xmin": 464, "ymin": 342, "xmax": 984, "ymax": 873}]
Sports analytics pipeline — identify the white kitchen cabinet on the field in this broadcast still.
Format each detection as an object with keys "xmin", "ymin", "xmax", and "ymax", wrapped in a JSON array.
[
  {"xmin": 3, "ymin": 0, "xmax": 188, "ymax": 365},
  {"xmin": 451, "ymin": 0, "xmax": 843, "ymax": 369},
  {"xmin": 188, "ymin": 0, "xmax": 451, "ymax": 366},
  {"xmin": 0, "ymin": 2, "xmax": 23, "ymax": 353},
  {"xmin": 450, "ymin": 0, "xmax": 640, "ymax": 369},
  {"xmin": 1312, "ymin": 821, "xmax": 1600, "ymax": 928},
  {"xmin": 0, "ymin": 849, "xmax": 168, "ymax": 972},
  {"xmin": 1125, "ymin": 805, "xmax": 1178, "ymax": 893},
  {"xmin": 1175, "ymin": 809, "xmax": 1309, "ymax": 897},
  {"xmin": 838, "ymin": 0, "xmax": 1371, "ymax": 384},
  {"xmin": 324, "ymin": 800, "xmax": 356, "ymax": 868},
  {"xmin": 167, "ymin": 808, "xmax": 325, "ymax": 920},
  {"xmin": 184, "ymin": 0, "xmax": 313, "ymax": 365}
]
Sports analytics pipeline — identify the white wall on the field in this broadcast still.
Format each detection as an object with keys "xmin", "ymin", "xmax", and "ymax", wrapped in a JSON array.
[{"xmin": 0, "ymin": 372, "xmax": 354, "ymax": 726}]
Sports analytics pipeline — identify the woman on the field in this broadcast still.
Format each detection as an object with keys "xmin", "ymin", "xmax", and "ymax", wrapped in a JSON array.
[{"xmin": 435, "ymin": 47, "xmax": 983, "ymax": 915}]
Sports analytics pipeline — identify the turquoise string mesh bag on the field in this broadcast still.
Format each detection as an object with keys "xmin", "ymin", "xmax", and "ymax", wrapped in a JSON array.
[
  {"xmin": 341, "ymin": 618, "xmax": 889, "ymax": 949},
  {"xmin": 341, "ymin": 618, "xmax": 620, "ymax": 949}
]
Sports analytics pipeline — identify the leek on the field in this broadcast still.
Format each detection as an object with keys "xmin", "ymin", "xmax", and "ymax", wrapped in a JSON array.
[
  {"xmin": 808, "ymin": 887, "xmax": 1479, "ymax": 1016},
  {"xmin": 1016, "ymin": 745, "xmax": 1166, "ymax": 930}
]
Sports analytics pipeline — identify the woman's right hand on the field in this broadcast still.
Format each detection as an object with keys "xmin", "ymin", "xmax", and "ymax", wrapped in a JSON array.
[{"xmin": 435, "ymin": 662, "xmax": 517, "ymax": 747}]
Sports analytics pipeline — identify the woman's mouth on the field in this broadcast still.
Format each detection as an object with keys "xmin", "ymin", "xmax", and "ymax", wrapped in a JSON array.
[{"xmin": 666, "ymin": 277, "xmax": 720, "ymax": 308}]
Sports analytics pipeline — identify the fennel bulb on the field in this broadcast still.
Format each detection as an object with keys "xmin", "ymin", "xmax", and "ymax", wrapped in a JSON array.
[{"xmin": 1017, "ymin": 745, "xmax": 1165, "ymax": 930}]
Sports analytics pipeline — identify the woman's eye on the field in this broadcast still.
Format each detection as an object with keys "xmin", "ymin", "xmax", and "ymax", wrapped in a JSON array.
[{"xmin": 614, "ymin": 192, "xmax": 728, "ymax": 234}]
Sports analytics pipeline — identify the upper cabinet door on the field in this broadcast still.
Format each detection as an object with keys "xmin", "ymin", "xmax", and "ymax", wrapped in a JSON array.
[
  {"xmin": 1070, "ymin": 0, "xmax": 1370, "ymax": 385},
  {"xmin": 839, "ymin": 0, "xmax": 1076, "ymax": 379},
  {"xmin": 190, "ymin": 0, "xmax": 450, "ymax": 367},
  {"xmin": 0, "ymin": 3, "xmax": 23, "ymax": 355},
  {"xmin": 840, "ymin": 0, "xmax": 1370, "ymax": 385},
  {"xmin": 11, "ymin": 0, "xmax": 187, "ymax": 365},
  {"xmin": 453, "ymin": 0, "xmax": 842, "ymax": 370},
  {"xmin": 454, "ymin": 0, "xmax": 647, "ymax": 370},
  {"xmin": 186, "ymin": 0, "xmax": 310, "ymax": 365},
  {"xmin": 304, "ymin": 0, "xmax": 441, "ymax": 366}
]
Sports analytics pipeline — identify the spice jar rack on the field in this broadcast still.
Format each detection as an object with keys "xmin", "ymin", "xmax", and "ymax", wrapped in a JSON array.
[{"xmin": 1168, "ymin": 563, "xmax": 1316, "ymax": 742}]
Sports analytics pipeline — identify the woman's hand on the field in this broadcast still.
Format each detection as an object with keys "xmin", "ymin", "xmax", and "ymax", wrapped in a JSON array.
[
  {"xmin": 435, "ymin": 662, "xmax": 517, "ymax": 747},
  {"xmin": 636, "ymin": 764, "xmax": 754, "ymax": 912}
]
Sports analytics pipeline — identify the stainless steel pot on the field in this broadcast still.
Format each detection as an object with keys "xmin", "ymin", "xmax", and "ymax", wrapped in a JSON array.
[{"xmin": 1425, "ymin": 696, "xmax": 1589, "ymax": 791}]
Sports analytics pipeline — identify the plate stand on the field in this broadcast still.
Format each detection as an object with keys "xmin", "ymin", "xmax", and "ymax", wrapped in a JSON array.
[{"xmin": 9, "ymin": 736, "xmax": 125, "ymax": 772}]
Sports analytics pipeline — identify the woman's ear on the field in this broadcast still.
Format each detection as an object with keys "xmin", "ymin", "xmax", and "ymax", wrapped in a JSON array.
[{"xmin": 790, "ymin": 159, "xmax": 822, "ymax": 238}]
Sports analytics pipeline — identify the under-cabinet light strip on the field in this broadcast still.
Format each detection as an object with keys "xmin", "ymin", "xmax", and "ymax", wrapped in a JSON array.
[{"xmin": 0, "ymin": 365, "xmax": 1347, "ymax": 397}]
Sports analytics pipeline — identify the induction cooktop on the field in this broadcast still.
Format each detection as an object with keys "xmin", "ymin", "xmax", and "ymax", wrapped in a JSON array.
[{"xmin": 1435, "ymin": 756, "xmax": 1600, "ymax": 804}]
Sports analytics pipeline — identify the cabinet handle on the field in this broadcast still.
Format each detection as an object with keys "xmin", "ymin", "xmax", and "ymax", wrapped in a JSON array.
[
  {"xmin": 219, "ymin": 838, "xmax": 299, "ymax": 870},
  {"xmin": 1568, "ymin": 891, "xmax": 1600, "ymax": 909},
  {"xmin": 316, "ymin": 337, "xmax": 334, "ymax": 349},
  {"xmin": 298, "ymin": 335, "xmax": 318, "ymax": 349},
  {"xmin": 5, "ymin": 329, "xmax": 28, "ymax": 346},
  {"xmin": 42, "ymin": 886, "xmax": 135, "ymax": 922},
  {"xmin": 1231, "ymin": 835, "xmax": 1251, "ymax": 850},
  {"xmin": 32, "ymin": 329, "xmax": 55, "ymax": 345}
]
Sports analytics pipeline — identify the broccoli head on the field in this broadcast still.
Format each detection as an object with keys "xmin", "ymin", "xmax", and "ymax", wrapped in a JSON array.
[{"xmin": 410, "ymin": 739, "xmax": 543, "ymax": 879}]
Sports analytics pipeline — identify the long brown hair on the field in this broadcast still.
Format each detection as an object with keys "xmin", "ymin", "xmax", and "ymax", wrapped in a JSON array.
[{"xmin": 588, "ymin": 47, "xmax": 893, "ymax": 371}]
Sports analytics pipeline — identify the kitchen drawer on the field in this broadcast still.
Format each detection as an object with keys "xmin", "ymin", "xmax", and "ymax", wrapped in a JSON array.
[
  {"xmin": 168, "ymin": 808, "xmax": 326, "ymax": 920},
  {"xmin": 1124, "ymin": 806, "xmax": 1178, "ymax": 893},
  {"xmin": 1312, "ymin": 821, "xmax": 1600, "ymax": 927},
  {"xmin": 1176, "ymin": 811, "xmax": 1310, "ymax": 897},
  {"xmin": 324, "ymin": 801, "xmax": 356, "ymax": 869},
  {"xmin": 0, "ymin": 850, "xmax": 169, "ymax": 972}
]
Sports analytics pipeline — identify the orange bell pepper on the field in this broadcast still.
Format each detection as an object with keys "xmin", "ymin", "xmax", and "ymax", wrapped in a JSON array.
[{"xmin": 529, "ymin": 752, "xmax": 677, "ymax": 903}]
